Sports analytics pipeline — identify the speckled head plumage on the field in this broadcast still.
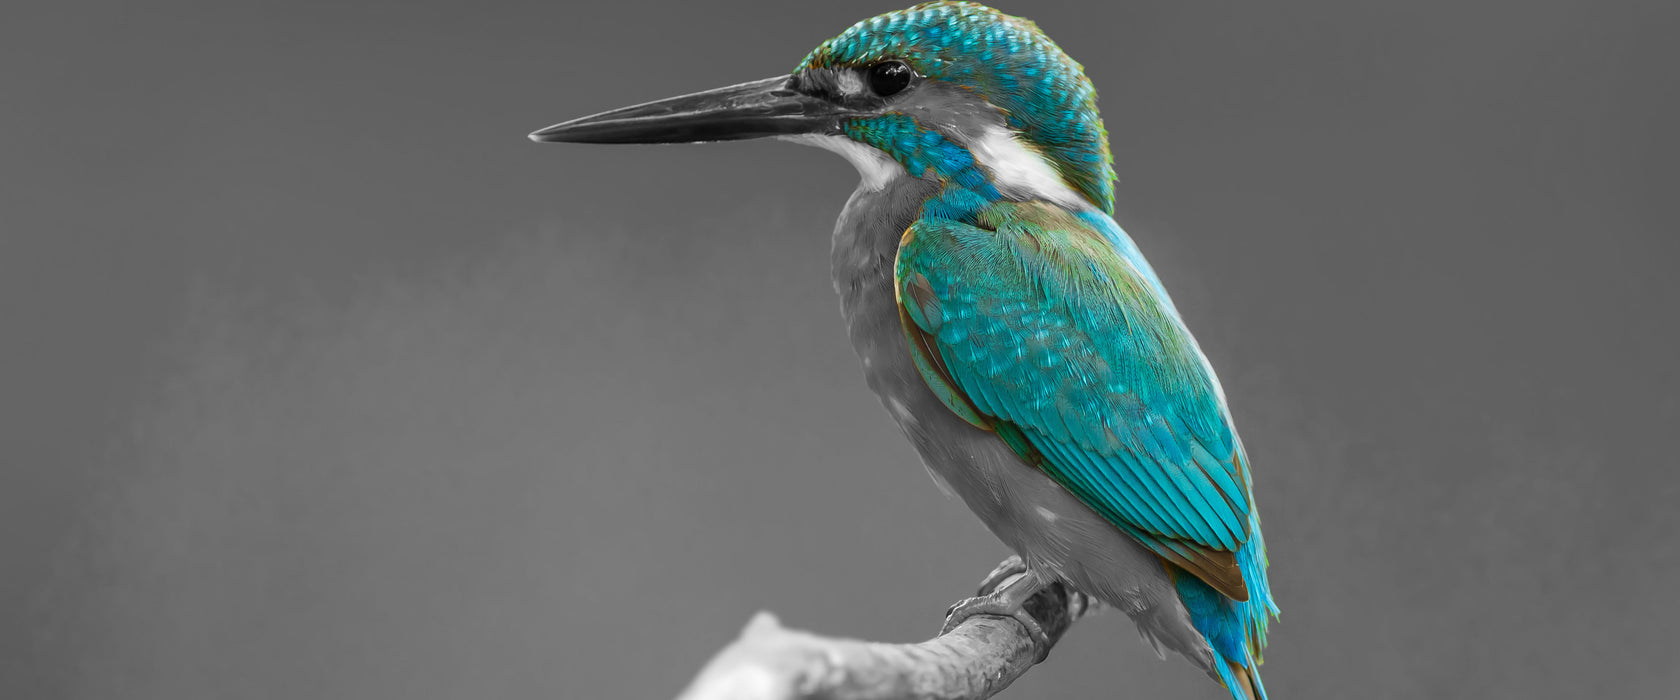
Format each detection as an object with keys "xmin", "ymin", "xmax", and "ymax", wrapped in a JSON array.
[{"xmin": 795, "ymin": 2, "xmax": 1115, "ymax": 213}]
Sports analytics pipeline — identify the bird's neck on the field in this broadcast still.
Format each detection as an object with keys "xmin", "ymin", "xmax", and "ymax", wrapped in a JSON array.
[
  {"xmin": 793, "ymin": 117, "xmax": 1102, "ymax": 299},
  {"xmin": 841, "ymin": 114, "xmax": 1094, "ymax": 225}
]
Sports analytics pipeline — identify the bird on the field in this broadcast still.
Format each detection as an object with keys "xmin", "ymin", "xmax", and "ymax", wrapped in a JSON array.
[{"xmin": 530, "ymin": 3, "xmax": 1278, "ymax": 698}]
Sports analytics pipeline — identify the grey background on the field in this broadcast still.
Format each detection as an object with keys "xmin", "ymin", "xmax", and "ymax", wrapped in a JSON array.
[{"xmin": 5, "ymin": 1, "xmax": 1677, "ymax": 698}]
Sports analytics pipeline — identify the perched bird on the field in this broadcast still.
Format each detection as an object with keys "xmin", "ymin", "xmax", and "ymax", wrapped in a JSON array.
[{"xmin": 531, "ymin": 3, "xmax": 1277, "ymax": 698}]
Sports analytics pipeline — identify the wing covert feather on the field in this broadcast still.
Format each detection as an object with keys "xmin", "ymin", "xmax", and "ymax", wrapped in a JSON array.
[{"xmin": 896, "ymin": 204, "xmax": 1255, "ymax": 600}]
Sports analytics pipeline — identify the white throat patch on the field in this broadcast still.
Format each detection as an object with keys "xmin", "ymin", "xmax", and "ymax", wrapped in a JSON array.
[
  {"xmin": 968, "ymin": 125, "xmax": 1089, "ymax": 210},
  {"xmin": 779, "ymin": 134, "xmax": 905, "ymax": 192}
]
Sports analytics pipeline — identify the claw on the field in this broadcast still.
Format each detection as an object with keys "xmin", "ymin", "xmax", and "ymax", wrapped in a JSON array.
[
  {"xmin": 975, "ymin": 555, "xmax": 1027, "ymax": 595},
  {"xmin": 940, "ymin": 562, "xmax": 1055, "ymax": 664},
  {"xmin": 943, "ymin": 595, "xmax": 1054, "ymax": 661}
]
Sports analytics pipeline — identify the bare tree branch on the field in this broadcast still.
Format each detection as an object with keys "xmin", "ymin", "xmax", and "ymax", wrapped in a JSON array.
[{"xmin": 674, "ymin": 559, "xmax": 1091, "ymax": 700}]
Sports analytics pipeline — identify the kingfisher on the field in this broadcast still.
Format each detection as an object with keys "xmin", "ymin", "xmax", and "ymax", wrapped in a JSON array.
[{"xmin": 531, "ymin": 3, "xmax": 1278, "ymax": 697}]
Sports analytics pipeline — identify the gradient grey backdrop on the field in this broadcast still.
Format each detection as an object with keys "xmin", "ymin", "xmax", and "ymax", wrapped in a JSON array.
[{"xmin": 6, "ymin": 1, "xmax": 1678, "ymax": 698}]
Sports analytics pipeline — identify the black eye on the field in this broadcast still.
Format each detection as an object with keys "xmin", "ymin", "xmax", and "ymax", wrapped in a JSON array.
[{"xmin": 867, "ymin": 60, "xmax": 913, "ymax": 97}]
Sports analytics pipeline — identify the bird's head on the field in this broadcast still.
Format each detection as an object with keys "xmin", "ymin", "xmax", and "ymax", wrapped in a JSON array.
[{"xmin": 531, "ymin": 2, "xmax": 1115, "ymax": 214}]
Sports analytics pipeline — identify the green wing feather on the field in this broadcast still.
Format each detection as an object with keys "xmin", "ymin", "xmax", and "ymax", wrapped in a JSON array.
[{"xmin": 896, "ymin": 202, "xmax": 1257, "ymax": 600}]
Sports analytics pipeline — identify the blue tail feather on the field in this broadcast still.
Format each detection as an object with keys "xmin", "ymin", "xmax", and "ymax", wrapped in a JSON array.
[{"xmin": 1173, "ymin": 526, "xmax": 1276, "ymax": 700}]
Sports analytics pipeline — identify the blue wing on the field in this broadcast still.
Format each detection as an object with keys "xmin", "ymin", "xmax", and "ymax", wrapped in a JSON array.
[{"xmin": 895, "ymin": 202, "xmax": 1257, "ymax": 600}]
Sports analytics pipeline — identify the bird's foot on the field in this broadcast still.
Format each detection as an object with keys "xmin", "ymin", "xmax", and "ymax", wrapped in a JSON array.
[
  {"xmin": 942, "ymin": 558, "xmax": 1054, "ymax": 663},
  {"xmin": 943, "ymin": 595, "xmax": 1051, "ymax": 658},
  {"xmin": 975, "ymin": 554, "xmax": 1030, "ymax": 596}
]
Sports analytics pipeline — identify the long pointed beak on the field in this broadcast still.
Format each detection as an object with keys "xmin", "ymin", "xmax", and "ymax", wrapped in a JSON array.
[{"xmin": 529, "ymin": 75, "xmax": 848, "ymax": 144}]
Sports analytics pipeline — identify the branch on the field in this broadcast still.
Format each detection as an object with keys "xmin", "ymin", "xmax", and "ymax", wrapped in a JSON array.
[{"xmin": 674, "ymin": 558, "xmax": 1092, "ymax": 700}]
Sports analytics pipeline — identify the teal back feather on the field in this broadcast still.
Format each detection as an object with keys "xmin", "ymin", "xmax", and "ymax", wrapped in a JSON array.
[{"xmin": 897, "ymin": 203, "xmax": 1277, "ymax": 699}]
